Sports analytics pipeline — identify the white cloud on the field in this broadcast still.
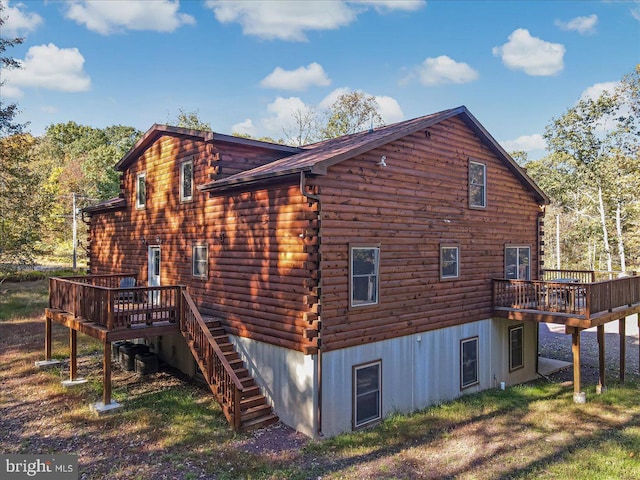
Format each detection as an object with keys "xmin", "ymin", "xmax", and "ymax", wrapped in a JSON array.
[
  {"xmin": 633, "ymin": 7, "xmax": 640, "ymax": 22},
  {"xmin": 231, "ymin": 118, "xmax": 257, "ymax": 136},
  {"xmin": 64, "ymin": 0, "xmax": 195, "ymax": 35},
  {"xmin": 501, "ymin": 134, "xmax": 546, "ymax": 153},
  {"xmin": 555, "ymin": 14, "xmax": 598, "ymax": 35},
  {"xmin": 2, "ymin": 43, "xmax": 91, "ymax": 98},
  {"xmin": 318, "ymin": 87, "xmax": 351, "ymax": 110},
  {"xmin": 205, "ymin": 0, "xmax": 425, "ymax": 41},
  {"xmin": 260, "ymin": 62, "xmax": 331, "ymax": 91},
  {"xmin": 374, "ymin": 95, "xmax": 404, "ymax": 124},
  {"xmin": 492, "ymin": 29, "xmax": 565, "ymax": 76},
  {"xmin": 406, "ymin": 55, "xmax": 479, "ymax": 86},
  {"xmin": 1, "ymin": 0, "xmax": 43, "ymax": 36},
  {"xmin": 41, "ymin": 105, "xmax": 58, "ymax": 114},
  {"xmin": 580, "ymin": 81, "xmax": 619, "ymax": 101}
]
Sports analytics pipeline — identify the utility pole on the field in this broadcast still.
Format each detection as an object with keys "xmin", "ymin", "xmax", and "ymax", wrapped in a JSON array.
[
  {"xmin": 556, "ymin": 214, "xmax": 560, "ymax": 270},
  {"xmin": 72, "ymin": 192, "xmax": 77, "ymax": 270}
]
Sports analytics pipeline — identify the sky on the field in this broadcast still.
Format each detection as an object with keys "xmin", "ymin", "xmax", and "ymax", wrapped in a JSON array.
[{"xmin": 1, "ymin": 0, "xmax": 639, "ymax": 160}]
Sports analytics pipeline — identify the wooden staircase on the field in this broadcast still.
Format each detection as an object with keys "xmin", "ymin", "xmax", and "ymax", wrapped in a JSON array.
[{"xmin": 179, "ymin": 290, "xmax": 278, "ymax": 431}]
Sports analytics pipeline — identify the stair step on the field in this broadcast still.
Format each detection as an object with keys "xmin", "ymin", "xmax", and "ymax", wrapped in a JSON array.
[
  {"xmin": 233, "ymin": 367, "xmax": 249, "ymax": 378},
  {"xmin": 240, "ymin": 403, "xmax": 272, "ymax": 422},
  {"xmin": 223, "ymin": 351, "xmax": 240, "ymax": 361},
  {"xmin": 241, "ymin": 413, "xmax": 279, "ymax": 431},
  {"xmin": 238, "ymin": 376, "xmax": 255, "ymax": 388},
  {"xmin": 242, "ymin": 385, "xmax": 261, "ymax": 398},
  {"xmin": 241, "ymin": 394, "xmax": 267, "ymax": 410},
  {"xmin": 228, "ymin": 358, "xmax": 244, "ymax": 369},
  {"xmin": 216, "ymin": 342, "xmax": 233, "ymax": 352},
  {"xmin": 213, "ymin": 335, "xmax": 229, "ymax": 343},
  {"xmin": 202, "ymin": 316, "xmax": 219, "ymax": 326},
  {"xmin": 209, "ymin": 327, "xmax": 226, "ymax": 337}
]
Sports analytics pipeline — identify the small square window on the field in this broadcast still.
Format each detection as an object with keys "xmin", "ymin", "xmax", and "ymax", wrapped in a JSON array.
[
  {"xmin": 469, "ymin": 160, "xmax": 486, "ymax": 208},
  {"xmin": 350, "ymin": 246, "xmax": 380, "ymax": 307},
  {"xmin": 192, "ymin": 245, "xmax": 208, "ymax": 278},
  {"xmin": 181, "ymin": 160, "xmax": 193, "ymax": 202},
  {"xmin": 509, "ymin": 325, "xmax": 524, "ymax": 371},
  {"xmin": 440, "ymin": 244, "xmax": 459, "ymax": 280},
  {"xmin": 461, "ymin": 336, "xmax": 479, "ymax": 389},
  {"xmin": 353, "ymin": 360, "xmax": 382, "ymax": 429},
  {"xmin": 136, "ymin": 173, "xmax": 146, "ymax": 209},
  {"xmin": 505, "ymin": 246, "xmax": 530, "ymax": 280}
]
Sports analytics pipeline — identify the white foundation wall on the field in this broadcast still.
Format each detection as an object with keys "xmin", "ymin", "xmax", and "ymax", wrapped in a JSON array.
[
  {"xmin": 320, "ymin": 318, "xmax": 538, "ymax": 438},
  {"xmin": 229, "ymin": 335, "xmax": 318, "ymax": 438}
]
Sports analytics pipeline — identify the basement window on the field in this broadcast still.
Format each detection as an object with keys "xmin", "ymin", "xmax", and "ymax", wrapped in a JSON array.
[
  {"xmin": 180, "ymin": 159, "xmax": 193, "ymax": 202},
  {"xmin": 509, "ymin": 325, "xmax": 524, "ymax": 371},
  {"xmin": 136, "ymin": 172, "xmax": 146, "ymax": 209},
  {"xmin": 353, "ymin": 360, "xmax": 382, "ymax": 429},
  {"xmin": 192, "ymin": 244, "xmax": 208, "ymax": 278},
  {"xmin": 350, "ymin": 246, "xmax": 380, "ymax": 307},
  {"xmin": 461, "ymin": 336, "xmax": 479, "ymax": 389}
]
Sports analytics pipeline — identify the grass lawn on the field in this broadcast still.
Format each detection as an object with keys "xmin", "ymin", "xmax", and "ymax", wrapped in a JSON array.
[{"xmin": 1, "ymin": 280, "xmax": 639, "ymax": 479}]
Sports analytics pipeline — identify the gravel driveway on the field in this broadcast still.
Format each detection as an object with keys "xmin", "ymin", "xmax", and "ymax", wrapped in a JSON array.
[{"xmin": 539, "ymin": 313, "xmax": 640, "ymax": 384}]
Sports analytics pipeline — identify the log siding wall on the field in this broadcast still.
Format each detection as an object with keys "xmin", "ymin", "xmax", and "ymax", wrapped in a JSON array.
[
  {"xmin": 89, "ymin": 133, "xmax": 318, "ymax": 352},
  {"xmin": 312, "ymin": 117, "xmax": 542, "ymax": 352}
]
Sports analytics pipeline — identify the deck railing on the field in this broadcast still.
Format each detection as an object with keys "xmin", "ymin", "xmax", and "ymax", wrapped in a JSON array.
[
  {"xmin": 49, "ymin": 275, "xmax": 181, "ymax": 330},
  {"xmin": 179, "ymin": 290, "xmax": 244, "ymax": 430},
  {"xmin": 494, "ymin": 273, "xmax": 640, "ymax": 319}
]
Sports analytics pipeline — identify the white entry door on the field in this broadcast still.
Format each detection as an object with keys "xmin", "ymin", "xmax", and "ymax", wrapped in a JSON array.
[{"xmin": 148, "ymin": 246, "xmax": 161, "ymax": 304}]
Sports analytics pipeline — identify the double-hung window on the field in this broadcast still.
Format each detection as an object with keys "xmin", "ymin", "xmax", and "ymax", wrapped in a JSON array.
[
  {"xmin": 440, "ymin": 244, "xmax": 459, "ymax": 280},
  {"xmin": 192, "ymin": 244, "xmax": 208, "ymax": 278},
  {"xmin": 461, "ymin": 336, "xmax": 479, "ymax": 389},
  {"xmin": 505, "ymin": 246, "xmax": 531, "ymax": 280},
  {"xmin": 180, "ymin": 159, "xmax": 193, "ymax": 202},
  {"xmin": 469, "ymin": 160, "xmax": 486, "ymax": 208},
  {"xmin": 353, "ymin": 360, "xmax": 382, "ymax": 429},
  {"xmin": 136, "ymin": 172, "xmax": 146, "ymax": 209},
  {"xmin": 350, "ymin": 246, "xmax": 380, "ymax": 307}
]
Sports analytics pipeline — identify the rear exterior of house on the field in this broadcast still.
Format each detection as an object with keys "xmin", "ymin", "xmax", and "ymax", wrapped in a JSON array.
[{"xmin": 85, "ymin": 107, "xmax": 549, "ymax": 438}]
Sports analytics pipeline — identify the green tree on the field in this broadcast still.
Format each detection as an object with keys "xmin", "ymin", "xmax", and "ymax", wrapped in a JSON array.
[
  {"xmin": 320, "ymin": 92, "xmax": 384, "ymax": 139},
  {"xmin": 0, "ymin": 134, "xmax": 51, "ymax": 269},
  {"xmin": 168, "ymin": 108, "xmax": 212, "ymax": 131},
  {"xmin": 0, "ymin": 3, "xmax": 26, "ymax": 137}
]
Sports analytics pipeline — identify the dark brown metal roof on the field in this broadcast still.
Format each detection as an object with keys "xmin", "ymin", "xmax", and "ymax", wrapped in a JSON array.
[
  {"xmin": 200, "ymin": 106, "xmax": 549, "ymax": 204},
  {"xmin": 83, "ymin": 197, "xmax": 126, "ymax": 215}
]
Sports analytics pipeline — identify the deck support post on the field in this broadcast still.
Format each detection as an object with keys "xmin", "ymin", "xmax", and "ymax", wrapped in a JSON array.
[
  {"xmin": 61, "ymin": 328, "xmax": 87, "ymax": 387},
  {"xmin": 619, "ymin": 317, "xmax": 626, "ymax": 383},
  {"xmin": 103, "ymin": 341, "xmax": 112, "ymax": 405},
  {"xmin": 571, "ymin": 327, "xmax": 586, "ymax": 403},
  {"xmin": 35, "ymin": 315, "xmax": 60, "ymax": 368},
  {"xmin": 596, "ymin": 325, "xmax": 606, "ymax": 394}
]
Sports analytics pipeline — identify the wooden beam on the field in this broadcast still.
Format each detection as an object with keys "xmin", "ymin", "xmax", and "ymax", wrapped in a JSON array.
[
  {"xmin": 103, "ymin": 341, "xmax": 112, "ymax": 405},
  {"xmin": 572, "ymin": 328, "xmax": 585, "ymax": 403},
  {"xmin": 45, "ymin": 316, "xmax": 53, "ymax": 361},
  {"xmin": 597, "ymin": 325, "xmax": 606, "ymax": 394},
  {"xmin": 619, "ymin": 317, "xmax": 626, "ymax": 384},
  {"xmin": 70, "ymin": 328, "xmax": 77, "ymax": 381}
]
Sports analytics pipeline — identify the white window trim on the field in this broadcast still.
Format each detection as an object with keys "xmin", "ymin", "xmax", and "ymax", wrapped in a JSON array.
[
  {"xmin": 505, "ymin": 245, "xmax": 531, "ymax": 280},
  {"xmin": 353, "ymin": 360, "xmax": 382, "ymax": 429},
  {"xmin": 192, "ymin": 244, "xmax": 208, "ymax": 278},
  {"xmin": 509, "ymin": 325, "xmax": 524, "ymax": 371},
  {"xmin": 349, "ymin": 245, "xmax": 380, "ymax": 308},
  {"xmin": 180, "ymin": 159, "xmax": 194, "ymax": 203},
  {"xmin": 136, "ymin": 172, "xmax": 146, "ymax": 209},
  {"xmin": 460, "ymin": 336, "xmax": 479, "ymax": 389},
  {"xmin": 469, "ymin": 160, "xmax": 486, "ymax": 209},
  {"xmin": 440, "ymin": 244, "xmax": 460, "ymax": 280}
]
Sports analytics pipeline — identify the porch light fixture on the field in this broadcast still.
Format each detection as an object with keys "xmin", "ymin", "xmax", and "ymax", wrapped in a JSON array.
[
  {"xmin": 377, "ymin": 156, "xmax": 387, "ymax": 167},
  {"xmin": 141, "ymin": 237, "xmax": 147, "ymax": 245}
]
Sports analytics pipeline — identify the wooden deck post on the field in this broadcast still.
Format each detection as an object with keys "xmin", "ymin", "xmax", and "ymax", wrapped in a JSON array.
[
  {"xmin": 103, "ymin": 341, "xmax": 112, "ymax": 405},
  {"xmin": 70, "ymin": 328, "xmax": 77, "ymax": 381},
  {"xmin": 571, "ymin": 327, "xmax": 585, "ymax": 403},
  {"xmin": 596, "ymin": 325, "xmax": 606, "ymax": 394},
  {"xmin": 619, "ymin": 317, "xmax": 626, "ymax": 384},
  {"xmin": 45, "ymin": 316, "xmax": 53, "ymax": 361}
]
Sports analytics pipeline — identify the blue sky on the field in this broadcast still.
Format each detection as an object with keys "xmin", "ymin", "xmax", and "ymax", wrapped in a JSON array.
[{"xmin": 2, "ymin": 0, "xmax": 639, "ymax": 159}]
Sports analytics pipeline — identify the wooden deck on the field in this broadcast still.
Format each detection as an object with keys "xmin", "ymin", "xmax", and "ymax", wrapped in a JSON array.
[
  {"xmin": 492, "ymin": 270, "xmax": 640, "ymax": 328},
  {"xmin": 43, "ymin": 274, "xmax": 278, "ymax": 430}
]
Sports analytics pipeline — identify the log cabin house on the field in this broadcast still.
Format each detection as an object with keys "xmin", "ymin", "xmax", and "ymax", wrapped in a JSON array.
[{"xmin": 43, "ymin": 106, "xmax": 640, "ymax": 437}]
